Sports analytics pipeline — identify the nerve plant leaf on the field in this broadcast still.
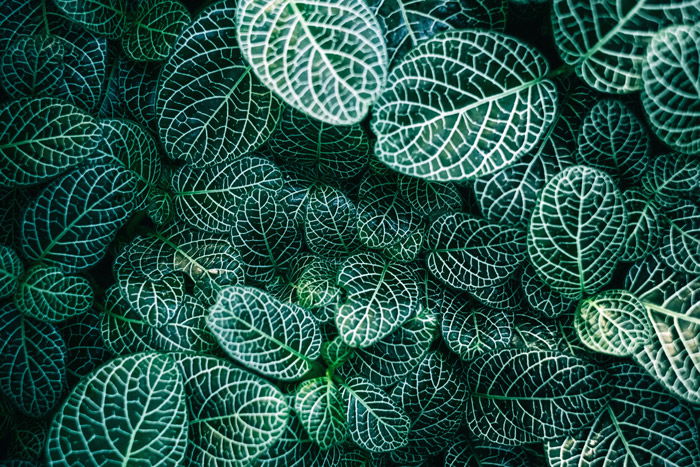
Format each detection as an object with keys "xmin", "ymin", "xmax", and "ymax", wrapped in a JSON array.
[
  {"xmin": 295, "ymin": 377, "xmax": 347, "ymax": 450},
  {"xmin": 121, "ymin": 0, "xmax": 190, "ymax": 62},
  {"xmin": 236, "ymin": 0, "xmax": 388, "ymax": 125},
  {"xmin": 0, "ymin": 35, "xmax": 65, "ymax": 99},
  {"xmin": 0, "ymin": 245, "xmax": 22, "ymax": 299}
]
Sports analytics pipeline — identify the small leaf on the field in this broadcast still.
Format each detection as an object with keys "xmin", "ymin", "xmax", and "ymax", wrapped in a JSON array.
[
  {"xmin": 295, "ymin": 377, "xmax": 347, "ymax": 449},
  {"xmin": 0, "ymin": 35, "xmax": 65, "ymax": 99},
  {"xmin": 52, "ymin": 0, "xmax": 130, "ymax": 38},
  {"xmin": 121, "ymin": 0, "xmax": 190, "ymax": 62},
  {"xmin": 0, "ymin": 245, "xmax": 22, "ymax": 299}
]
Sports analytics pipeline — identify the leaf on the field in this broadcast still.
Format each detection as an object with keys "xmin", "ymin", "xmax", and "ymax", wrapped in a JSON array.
[
  {"xmin": 576, "ymin": 99, "xmax": 650, "ymax": 182},
  {"xmin": 208, "ymin": 285, "xmax": 322, "ymax": 380},
  {"xmin": 294, "ymin": 377, "xmax": 347, "ymax": 449},
  {"xmin": 290, "ymin": 256, "xmax": 341, "ymax": 311},
  {"xmin": 625, "ymin": 255, "xmax": 700, "ymax": 403},
  {"xmin": 546, "ymin": 363, "xmax": 700, "ymax": 467},
  {"xmin": 20, "ymin": 164, "xmax": 135, "ymax": 271},
  {"xmin": 158, "ymin": 0, "xmax": 282, "ymax": 167},
  {"xmin": 14, "ymin": 264, "xmax": 93, "ymax": 323},
  {"xmin": 267, "ymin": 107, "xmax": 369, "ymax": 181},
  {"xmin": 445, "ymin": 436, "xmax": 529, "ymax": 467},
  {"xmin": 256, "ymin": 414, "xmax": 341, "ymax": 466},
  {"xmin": 52, "ymin": 0, "xmax": 130, "ymax": 38},
  {"xmin": 336, "ymin": 309, "xmax": 438, "ymax": 387},
  {"xmin": 172, "ymin": 156, "xmax": 283, "ymax": 233},
  {"xmin": 465, "ymin": 348, "xmax": 610, "ymax": 445},
  {"xmin": 0, "ymin": 34, "xmax": 65, "ymax": 99},
  {"xmin": 661, "ymin": 200, "xmax": 700, "ymax": 275},
  {"xmin": 551, "ymin": 0, "xmax": 700, "ymax": 93},
  {"xmin": 94, "ymin": 118, "xmax": 162, "ymax": 211},
  {"xmin": 468, "ymin": 276, "xmax": 523, "ymax": 312},
  {"xmin": 121, "ymin": 0, "xmax": 190, "ymax": 62},
  {"xmin": 172, "ymin": 353, "xmax": 289, "ymax": 465},
  {"xmin": 304, "ymin": 185, "xmax": 362, "ymax": 258},
  {"xmin": 230, "ymin": 189, "xmax": 302, "ymax": 283},
  {"xmin": 58, "ymin": 310, "xmax": 110, "ymax": 383},
  {"xmin": 642, "ymin": 23, "xmax": 700, "ymax": 155},
  {"xmin": 119, "ymin": 60, "xmax": 159, "ymax": 128},
  {"xmin": 528, "ymin": 166, "xmax": 626, "ymax": 299},
  {"xmin": 390, "ymin": 351, "xmax": 468, "ymax": 450},
  {"xmin": 116, "ymin": 268, "xmax": 185, "ymax": 327},
  {"xmin": 440, "ymin": 292, "xmax": 512, "ymax": 361},
  {"xmin": 46, "ymin": 353, "xmax": 188, "ymax": 466},
  {"xmin": 574, "ymin": 289, "xmax": 651, "ymax": 356},
  {"xmin": 426, "ymin": 213, "xmax": 526, "ymax": 291},
  {"xmin": 367, "ymin": 0, "xmax": 506, "ymax": 64},
  {"xmin": 236, "ymin": 0, "xmax": 388, "ymax": 125},
  {"xmin": 336, "ymin": 252, "xmax": 420, "ymax": 348},
  {"xmin": 342, "ymin": 377, "xmax": 410, "ymax": 453},
  {"xmin": 0, "ymin": 303, "xmax": 66, "ymax": 417},
  {"xmin": 372, "ymin": 30, "xmax": 557, "ymax": 181},
  {"xmin": 398, "ymin": 176, "xmax": 462, "ymax": 218},
  {"xmin": 620, "ymin": 188, "xmax": 661, "ymax": 262},
  {"xmin": 0, "ymin": 98, "xmax": 100, "ymax": 187},
  {"xmin": 641, "ymin": 152, "xmax": 699, "ymax": 208},
  {"xmin": 0, "ymin": 245, "xmax": 22, "ymax": 299}
]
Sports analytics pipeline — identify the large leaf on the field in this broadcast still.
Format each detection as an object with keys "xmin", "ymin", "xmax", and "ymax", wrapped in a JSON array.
[
  {"xmin": 551, "ymin": 0, "xmax": 700, "ymax": 93},
  {"xmin": 0, "ymin": 98, "xmax": 100, "ymax": 187},
  {"xmin": 528, "ymin": 165, "xmax": 626, "ymax": 299},
  {"xmin": 574, "ymin": 289, "xmax": 651, "ymax": 356},
  {"xmin": 342, "ymin": 377, "xmax": 410, "ymax": 453},
  {"xmin": 0, "ymin": 303, "xmax": 66, "ymax": 417},
  {"xmin": 0, "ymin": 245, "xmax": 22, "ymax": 299},
  {"xmin": 46, "ymin": 353, "xmax": 188, "ymax": 466},
  {"xmin": 465, "ymin": 348, "xmax": 610, "ymax": 445},
  {"xmin": 14, "ymin": 264, "xmax": 93, "ymax": 323},
  {"xmin": 236, "ymin": 0, "xmax": 388, "ymax": 125},
  {"xmin": 20, "ymin": 164, "xmax": 135, "ymax": 271},
  {"xmin": 642, "ymin": 23, "xmax": 700, "ymax": 155},
  {"xmin": 172, "ymin": 156, "xmax": 283, "ymax": 233},
  {"xmin": 626, "ymin": 255, "xmax": 700, "ymax": 403},
  {"xmin": 294, "ymin": 377, "xmax": 347, "ymax": 449},
  {"xmin": 158, "ymin": 0, "xmax": 281, "ymax": 167},
  {"xmin": 52, "ymin": 0, "xmax": 130, "ymax": 38},
  {"xmin": 335, "ymin": 252, "xmax": 420, "ymax": 348},
  {"xmin": 0, "ymin": 34, "xmax": 65, "ymax": 99},
  {"xmin": 426, "ymin": 213, "xmax": 526, "ymax": 291},
  {"xmin": 172, "ymin": 353, "xmax": 289, "ymax": 465},
  {"xmin": 372, "ymin": 30, "xmax": 557, "ymax": 181},
  {"xmin": 547, "ymin": 363, "xmax": 700, "ymax": 467},
  {"xmin": 208, "ymin": 285, "xmax": 322, "ymax": 380},
  {"xmin": 367, "ymin": 0, "xmax": 506, "ymax": 64},
  {"xmin": 576, "ymin": 99, "xmax": 649, "ymax": 182},
  {"xmin": 121, "ymin": 0, "xmax": 190, "ymax": 62}
]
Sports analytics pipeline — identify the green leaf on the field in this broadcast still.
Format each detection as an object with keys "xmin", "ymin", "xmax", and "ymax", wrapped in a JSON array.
[
  {"xmin": 445, "ymin": 436, "xmax": 529, "ymax": 467},
  {"xmin": 398, "ymin": 175, "xmax": 462, "ymax": 218},
  {"xmin": 119, "ymin": 60, "xmax": 159, "ymax": 128},
  {"xmin": 391, "ymin": 351, "xmax": 468, "ymax": 450},
  {"xmin": 121, "ymin": 0, "xmax": 190, "ymax": 62},
  {"xmin": 146, "ymin": 187, "xmax": 174, "ymax": 225},
  {"xmin": 642, "ymin": 24, "xmax": 700, "ymax": 155},
  {"xmin": 0, "ymin": 303, "xmax": 66, "ymax": 417},
  {"xmin": 528, "ymin": 166, "xmax": 626, "ymax": 299},
  {"xmin": 626, "ymin": 255, "xmax": 700, "ymax": 404},
  {"xmin": 551, "ymin": 0, "xmax": 700, "ymax": 93},
  {"xmin": 295, "ymin": 377, "xmax": 347, "ymax": 449},
  {"xmin": 641, "ymin": 152, "xmax": 699, "ymax": 208},
  {"xmin": 290, "ymin": 255, "xmax": 341, "ymax": 312},
  {"xmin": 546, "ymin": 363, "xmax": 700, "ymax": 467},
  {"xmin": 116, "ymin": 268, "xmax": 185, "ymax": 327},
  {"xmin": 94, "ymin": 118, "xmax": 162, "ymax": 211},
  {"xmin": 337, "ymin": 309, "xmax": 438, "ymax": 387},
  {"xmin": 0, "ymin": 34, "xmax": 64, "ymax": 99},
  {"xmin": 14, "ymin": 264, "xmax": 93, "ymax": 323},
  {"xmin": 267, "ymin": 107, "xmax": 369, "ymax": 181},
  {"xmin": 208, "ymin": 285, "xmax": 322, "ymax": 380},
  {"xmin": 468, "ymin": 276, "xmax": 523, "ymax": 312},
  {"xmin": 172, "ymin": 156, "xmax": 283, "ymax": 233},
  {"xmin": 58, "ymin": 309, "xmax": 110, "ymax": 383},
  {"xmin": 440, "ymin": 292, "xmax": 512, "ymax": 361},
  {"xmin": 256, "ymin": 415, "xmax": 342, "ymax": 466},
  {"xmin": 336, "ymin": 252, "xmax": 420, "ymax": 348},
  {"xmin": 52, "ymin": 0, "xmax": 130, "ymax": 38},
  {"xmin": 466, "ymin": 348, "xmax": 610, "ymax": 445},
  {"xmin": 304, "ymin": 185, "xmax": 362, "ymax": 258},
  {"xmin": 47, "ymin": 353, "xmax": 188, "ymax": 466},
  {"xmin": 20, "ymin": 164, "xmax": 135, "ymax": 271},
  {"xmin": 342, "ymin": 377, "xmax": 410, "ymax": 453},
  {"xmin": 372, "ymin": 30, "xmax": 557, "ymax": 181},
  {"xmin": 426, "ymin": 213, "xmax": 526, "ymax": 291},
  {"xmin": 661, "ymin": 200, "xmax": 700, "ymax": 275},
  {"xmin": 236, "ymin": 0, "xmax": 388, "ymax": 125},
  {"xmin": 231, "ymin": 189, "xmax": 302, "ymax": 283},
  {"xmin": 0, "ymin": 245, "xmax": 22, "ymax": 299},
  {"xmin": 0, "ymin": 98, "xmax": 100, "ymax": 187},
  {"xmin": 172, "ymin": 353, "xmax": 289, "ymax": 465},
  {"xmin": 367, "ymin": 0, "xmax": 506, "ymax": 65},
  {"xmin": 620, "ymin": 188, "xmax": 661, "ymax": 262},
  {"xmin": 574, "ymin": 289, "xmax": 651, "ymax": 356},
  {"xmin": 158, "ymin": 0, "xmax": 282, "ymax": 167},
  {"xmin": 576, "ymin": 99, "xmax": 650, "ymax": 182}
]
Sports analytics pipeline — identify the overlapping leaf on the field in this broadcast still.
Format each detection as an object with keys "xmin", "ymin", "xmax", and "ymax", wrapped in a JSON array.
[
  {"xmin": 641, "ymin": 152, "xmax": 699, "ymax": 208},
  {"xmin": 661, "ymin": 200, "xmax": 700, "ymax": 275},
  {"xmin": 621, "ymin": 188, "xmax": 661, "ymax": 262},
  {"xmin": 53, "ymin": 0, "xmax": 130, "ymax": 38},
  {"xmin": 121, "ymin": 0, "xmax": 190, "ymax": 62},
  {"xmin": 294, "ymin": 377, "xmax": 347, "ymax": 450},
  {"xmin": 0, "ymin": 35, "xmax": 64, "ymax": 99},
  {"xmin": 304, "ymin": 184, "xmax": 363, "ymax": 258},
  {"xmin": 0, "ymin": 245, "xmax": 22, "ymax": 299}
]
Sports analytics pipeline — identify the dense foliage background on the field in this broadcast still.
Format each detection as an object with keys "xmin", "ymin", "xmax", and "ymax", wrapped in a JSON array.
[{"xmin": 0, "ymin": 0, "xmax": 698, "ymax": 465}]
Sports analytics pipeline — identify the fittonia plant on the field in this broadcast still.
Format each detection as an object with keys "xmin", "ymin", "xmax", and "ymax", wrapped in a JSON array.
[{"xmin": 0, "ymin": 0, "xmax": 698, "ymax": 465}]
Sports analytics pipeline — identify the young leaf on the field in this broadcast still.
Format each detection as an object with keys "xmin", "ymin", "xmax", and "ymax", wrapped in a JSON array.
[
  {"xmin": 236, "ymin": 0, "xmax": 388, "ymax": 125},
  {"xmin": 0, "ymin": 245, "xmax": 22, "ymax": 299},
  {"xmin": 295, "ymin": 377, "xmax": 347, "ymax": 449},
  {"xmin": 121, "ymin": 0, "xmax": 190, "ymax": 62}
]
